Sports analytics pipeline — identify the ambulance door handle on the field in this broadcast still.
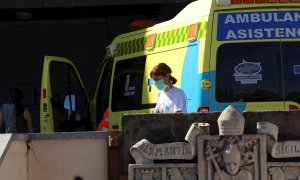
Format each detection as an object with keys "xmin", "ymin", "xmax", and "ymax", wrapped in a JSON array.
[{"xmin": 201, "ymin": 80, "xmax": 211, "ymax": 89}]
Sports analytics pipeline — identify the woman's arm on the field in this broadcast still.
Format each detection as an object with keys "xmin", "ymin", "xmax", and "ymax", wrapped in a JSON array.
[
  {"xmin": 174, "ymin": 90, "xmax": 187, "ymax": 113},
  {"xmin": 24, "ymin": 109, "xmax": 34, "ymax": 133}
]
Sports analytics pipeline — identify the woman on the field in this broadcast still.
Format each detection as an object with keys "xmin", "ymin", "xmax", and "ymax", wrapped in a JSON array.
[
  {"xmin": 0, "ymin": 89, "xmax": 34, "ymax": 133},
  {"xmin": 150, "ymin": 63, "xmax": 187, "ymax": 113}
]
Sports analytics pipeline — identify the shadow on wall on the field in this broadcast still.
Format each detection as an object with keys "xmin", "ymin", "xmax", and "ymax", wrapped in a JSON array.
[{"xmin": 74, "ymin": 176, "xmax": 83, "ymax": 180}]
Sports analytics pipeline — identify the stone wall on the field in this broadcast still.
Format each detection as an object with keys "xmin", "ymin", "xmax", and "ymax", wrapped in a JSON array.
[{"xmin": 121, "ymin": 111, "xmax": 300, "ymax": 175}]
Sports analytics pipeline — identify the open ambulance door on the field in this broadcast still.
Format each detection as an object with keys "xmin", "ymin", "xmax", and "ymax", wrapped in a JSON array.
[{"xmin": 40, "ymin": 56, "xmax": 90, "ymax": 133}]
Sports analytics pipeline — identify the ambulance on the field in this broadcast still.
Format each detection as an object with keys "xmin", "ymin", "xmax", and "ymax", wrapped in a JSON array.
[{"xmin": 40, "ymin": 0, "xmax": 300, "ymax": 133}]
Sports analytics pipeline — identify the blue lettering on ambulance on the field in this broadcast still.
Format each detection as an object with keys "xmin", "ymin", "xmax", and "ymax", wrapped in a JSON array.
[{"xmin": 218, "ymin": 11, "xmax": 300, "ymax": 41}]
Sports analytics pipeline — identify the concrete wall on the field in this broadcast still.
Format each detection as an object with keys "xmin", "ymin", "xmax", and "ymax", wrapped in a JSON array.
[
  {"xmin": 0, "ymin": 141, "xmax": 27, "ymax": 180},
  {"xmin": 0, "ymin": 132, "xmax": 108, "ymax": 180},
  {"xmin": 28, "ymin": 139, "xmax": 107, "ymax": 180}
]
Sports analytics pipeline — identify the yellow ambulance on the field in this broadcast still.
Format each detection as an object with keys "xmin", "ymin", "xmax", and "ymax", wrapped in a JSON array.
[{"xmin": 40, "ymin": 0, "xmax": 300, "ymax": 133}]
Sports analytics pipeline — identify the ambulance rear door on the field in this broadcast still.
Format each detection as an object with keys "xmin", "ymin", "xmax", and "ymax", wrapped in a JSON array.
[
  {"xmin": 210, "ymin": 9, "xmax": 285, "ymax": 112},
  {"xmin": 278, "ymin": 9, "xmax": 300, "ymax": 110}
]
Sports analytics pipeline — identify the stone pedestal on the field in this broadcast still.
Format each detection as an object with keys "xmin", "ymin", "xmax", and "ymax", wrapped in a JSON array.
[{"xmin": 128, "ymin": 106, "xmax": 300, "ymax": 180}]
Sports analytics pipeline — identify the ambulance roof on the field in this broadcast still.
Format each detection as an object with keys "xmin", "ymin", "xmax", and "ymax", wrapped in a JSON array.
[{"xmin": 109, "ymin": 0, "xmax": 213, "ymax": 45}]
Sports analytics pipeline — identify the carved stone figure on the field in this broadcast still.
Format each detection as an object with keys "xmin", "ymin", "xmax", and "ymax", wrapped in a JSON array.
[
  {"xmin": 167, "ymin": 168, "xmax": 185, "ymax": 180},
  {"xmin": 167, "ymin": 168, "xmax": 197, "ymax": 180},
  {"xmin": 141, "ymin": 169, "xmax": 154, "ymax": 180},
  {"xmin": 201, "ymin": 106, "xmax": 259, "ymax": 180},
  {"xmin": 268, "ymin": 167, "xmax": 286, "ymax": 180},
  {"xmin": 268, "ymin": 166, "xmax": 300, "ymax": 180},
  {"xmin": 217, "ymin": 105, "xmax": 245, "ymax": 136},
  {"xmin": 211, "ymin": 106, "xmax": 253, "ymax": 180},
  {"xmin": 213, "ymin": 144, "xmax": 253, "ymax": 180}
]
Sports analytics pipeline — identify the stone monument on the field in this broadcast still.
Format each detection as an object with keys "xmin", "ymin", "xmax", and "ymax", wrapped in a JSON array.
[{"xmin": 128, "ymin": 105, "xmax": 300, "ymax": 180}]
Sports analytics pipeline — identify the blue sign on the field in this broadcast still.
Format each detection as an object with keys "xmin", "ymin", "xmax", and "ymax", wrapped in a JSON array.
[{"xmin": 218, "ymin": 11, "xmax": 300, "ymax": 41}]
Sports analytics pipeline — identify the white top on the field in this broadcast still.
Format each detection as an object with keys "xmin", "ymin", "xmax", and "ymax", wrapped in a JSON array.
[{"xmin": 155, "ymin": 87, "xmax": 187, "ymax": 113}]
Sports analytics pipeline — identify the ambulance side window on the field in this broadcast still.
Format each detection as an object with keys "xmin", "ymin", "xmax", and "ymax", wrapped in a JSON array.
[
  {"xmin": 111, "ymin": 57, "xmax": 146, "ymax": 111},
  {"xmin": 96, "ymin": 60, "xmax": 113, "ymax": 123},
  {"xmin": 282, "ymin": 42, "xmax": 300, "ymax": 104},
  {"xmin": 216, "ymin": 42, "xmax": 283, "ymax": 102}
]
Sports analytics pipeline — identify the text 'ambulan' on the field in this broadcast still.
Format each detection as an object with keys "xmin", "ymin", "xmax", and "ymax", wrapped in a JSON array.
[{"xmin": 218, "ymin": 11, "xmax": 300, "ymax": 40}]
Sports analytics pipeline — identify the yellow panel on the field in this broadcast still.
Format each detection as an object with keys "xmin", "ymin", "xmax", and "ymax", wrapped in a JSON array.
[
  {"xmin": 167, "ymin": 47, "xmax": 188, "ymax": 87},
  {"xmin": 142, "ymin": 47, "xmax": 188, "ymax": 105},
  {"xmin": 285, "ymin": 101, "xmax": 300, "ymax": 111},
  {"xmin": 142, "ymin": 52, "xmax": 169, "ymax": 104},
  {"xmin": 109, "ymin": 108, "xmax": 154, "ymax": 131},
  {"xmin": 245, "ymin": 102, "xmax": 284, "ymax": 111},
  {"xmin": 198, "ymin": 39, "xmax": 207, "ymax": 73},
  {"xmin": 198, "ymin": 16, "xmax": 211, "ymax": 73}
]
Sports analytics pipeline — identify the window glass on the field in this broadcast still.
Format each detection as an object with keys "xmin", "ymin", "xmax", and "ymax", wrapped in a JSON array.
[
  {"xmin": 50, "ymin": 63, "xmax": 68, "ymax": 110},
  {"xmin": 68, "ymin": 66, "xmax": 89, "ymax": 128},
  {"xmin": 50, "ymin": 62, "xmax": 88, "ymax": 132},
  {"xmin": 216, "ymin": 42, "xmax": 283, "ymax": 102},
  {"xmin": 50, "ymin": 62, "xmax": 68, "ymax": 132},
  {"xmin": 112, "ymin": 57, "xmax": 146, "ymax": 111},
  {"xmin": 282, "ymin": 42, "xmax": 300, "ymax": 104},
  {"xmin": 96, "ymin": 60, "xmax": 113, "ymax": 123}
]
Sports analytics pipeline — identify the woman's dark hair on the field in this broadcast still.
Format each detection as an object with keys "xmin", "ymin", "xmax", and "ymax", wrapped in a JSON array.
[
  {"xmin": 9, "ymin": 88, "xmax": 24, "ymax": 114},
  {"xmin": 150, "ymin": 63, "xmax": 177, "ymax": 85}
]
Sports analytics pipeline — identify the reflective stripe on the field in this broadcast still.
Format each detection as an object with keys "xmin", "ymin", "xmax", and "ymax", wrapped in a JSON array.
[
  {"xmin": 99, "ymin": 119, "xmax": 109, "ymax": 128},
  {"xmin": 115, "ymin": 21, "xmax": 208, "ymax": 57},
  {"xmin": 102, "ymin": 117, "xmax": 109, "ymax": 121},
  {"xmin": 103, "ymin": 110, "xmax": 109, "ymax": 118},
  {"xmin": 97, "ymin": 109, "xmax": 110, "ymax": 131}
]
